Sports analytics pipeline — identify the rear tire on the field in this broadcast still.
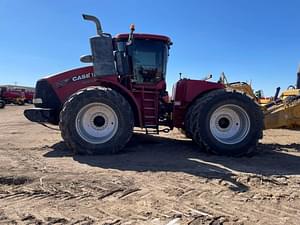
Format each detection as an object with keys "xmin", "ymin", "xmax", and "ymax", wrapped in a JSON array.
[
  {"xmin": 191, "ymin": 89, "xmax": 263, "ymax": 156},
  {"xmin": 59, "ymin": 87, "xmax": 134, "ymax": 155},
  {"xmin": 183, "ymin": 104, "xmax": 195, "ymax": 139}
]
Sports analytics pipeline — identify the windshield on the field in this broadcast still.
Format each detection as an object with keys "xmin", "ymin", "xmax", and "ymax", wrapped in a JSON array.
[
  {"xmin": 116, "ymin": 39, "xmax": 169, "ymax": 84},
  {"xmin": 132, "ymin": 39, "xmax": 168, "ymax": 83}
]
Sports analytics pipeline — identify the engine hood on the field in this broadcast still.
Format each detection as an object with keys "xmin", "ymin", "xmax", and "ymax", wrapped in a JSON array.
[{"xmin": 44, "ymin": 66, "xmax": 95, "ymax": 87}]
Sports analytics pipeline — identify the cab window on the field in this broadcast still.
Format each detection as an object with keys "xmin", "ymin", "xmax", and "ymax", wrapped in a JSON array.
[{"xmin": 131, "ymin": 39, "xmax": 168, "ymax": 84}]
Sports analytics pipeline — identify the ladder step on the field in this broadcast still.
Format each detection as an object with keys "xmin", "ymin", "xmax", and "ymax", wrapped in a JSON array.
[
  {"xmin": 144, "ymin": 99, "xmax": 155, "ymax": 102},
  {"xmin": 132, "ymin": 90, "xmax": 157, "ymax": 94},
  {"xmin": 144, "ymin": 125, "xmax": 159, "ymax": 135},
  {"xmin": 144, "ymin": 116, "xmax": 156, "ymax": 119}
]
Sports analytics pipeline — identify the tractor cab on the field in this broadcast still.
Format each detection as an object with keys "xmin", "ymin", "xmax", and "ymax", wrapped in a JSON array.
[
  {"xmin": 114, "ymin": 34, "xmax": 171, "ymax": 85},
  {"xmin": 79, "ymin": 14, "xmax": 171, "ymax": 89},
  {"xmin": 79, "ymin": 15, "xmax": 173, "ymax": 132}
]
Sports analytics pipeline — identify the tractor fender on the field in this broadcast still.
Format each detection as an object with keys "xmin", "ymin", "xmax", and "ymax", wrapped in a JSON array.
[
  {"xmin": 185, "ymin": 86, "xmax": 225, "ymax": 110},
  {"xmin": 172, "ymin": 79, "xmax": 225, "ymax": 128},
  {"xmin": 173, "ymin": 79, "xmax": 224, "ymax": 106}
]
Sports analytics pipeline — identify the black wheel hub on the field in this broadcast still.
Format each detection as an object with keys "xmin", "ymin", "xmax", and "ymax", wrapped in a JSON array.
[
  {"xmin": 93, "ymin": 116, "xmax": 105, "ymax": 127},
  {"xmin": 218, "ymin": 117, "xmax": 230, "ymax": 129}
]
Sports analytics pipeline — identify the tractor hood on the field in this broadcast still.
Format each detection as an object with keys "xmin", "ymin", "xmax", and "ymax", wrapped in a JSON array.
[
  {"xmin": 43, "ymin": 66, "xmax": 95, "ymax": 85},
  {"xmin": 34, "ymin": 66, "xmax": 95, "ymax": 109},
  {"xmin": 34, "ymin": 66, "xmax": 118, "ymax": 110}
]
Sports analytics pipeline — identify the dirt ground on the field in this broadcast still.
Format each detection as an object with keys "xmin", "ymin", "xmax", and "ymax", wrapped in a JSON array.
[{"xmin": 1, "ymin": 105, "xmax": 300, "ymax": 225}]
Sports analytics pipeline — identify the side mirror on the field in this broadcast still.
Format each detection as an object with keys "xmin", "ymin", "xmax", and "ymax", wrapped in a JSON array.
[{"xmin": 80, "ymin": 55, "xmax": 93, "ymax": 63}]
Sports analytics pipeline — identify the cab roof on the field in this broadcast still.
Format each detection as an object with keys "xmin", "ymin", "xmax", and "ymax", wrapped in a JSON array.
[{"xmin": 114, "ymin": 33, "xmax": 171, "ymax": 44}]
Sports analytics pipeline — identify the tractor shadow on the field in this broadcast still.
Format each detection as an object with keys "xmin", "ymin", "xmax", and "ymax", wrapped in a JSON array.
[{"xmin": 45, "ymin": 133, "xmax": 300, "ymax": 192}]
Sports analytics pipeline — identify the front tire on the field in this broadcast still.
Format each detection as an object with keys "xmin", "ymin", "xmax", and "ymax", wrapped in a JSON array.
[
  {"xmin": 60, "ymin": 87, "xmax": 134, "ymax": 155},
  {"xmin": 192, "ymin": 89, "xmax": 263, "ymax": 156}
]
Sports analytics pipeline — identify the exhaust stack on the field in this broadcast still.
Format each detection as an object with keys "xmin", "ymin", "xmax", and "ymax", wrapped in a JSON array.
[
  {"xmin": 81, "ymin": 14, "xmax": 116, "ymax": 77},
  {"xmin": 82, "ymin": 14, "xmax": 103, "ymax": 36}
]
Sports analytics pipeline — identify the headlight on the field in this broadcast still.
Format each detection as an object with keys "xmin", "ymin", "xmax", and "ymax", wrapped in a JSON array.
[{"xmin": 33, "ymin": 98, "xmax": 43, "ymax": 104}]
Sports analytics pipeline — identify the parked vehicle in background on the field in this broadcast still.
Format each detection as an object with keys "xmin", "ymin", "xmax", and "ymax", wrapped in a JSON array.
[
  {"xmin": 24, "ymin": 90, "xmax": 34, "ymax": 104},
  {"xmin": 0, "ymin": 86, "xmax": 25, "ymax": 105},
  {"xmin": 0, "ymin": 99, "xmax": 5, "ymax": 108},
  {"xmin": 0, "ymin": 85, "xmax": 35, "ymax": 105}
]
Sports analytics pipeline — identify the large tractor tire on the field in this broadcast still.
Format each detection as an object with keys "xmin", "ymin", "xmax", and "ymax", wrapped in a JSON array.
[
  {"xmin": 190, "ymin": 89, "xmax": 263, "ymax": 156},
  {"xmin": 59, "ymin": 86, "xmax": 134, "ymax": 155},
  {"xmin": 0, "ymin": 100, "xmax": 5, "ymax": 109}
]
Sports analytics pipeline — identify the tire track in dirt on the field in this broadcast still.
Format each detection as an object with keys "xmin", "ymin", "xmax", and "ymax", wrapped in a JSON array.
[
  {"xmin": 0, "ymin": 187, "xmax": 141, "ymax": 204},
  {"xmin": 134, "ymin": 173, "xmax": 300, "ymax": 224},
  {"xmin": 210, "ymin": 189, "xmax": 300, "ymax": 224},
  {"xmin": 1, "ymin": 168, "xmax": 296, "ymax": 224},
  {"xmin": 1, "ymin": 211, "xmax": 95, "ymax": 225},
  {"xmin": 281, "ymin": 204, "xmax": 300, "ymax": 215},
  {"xmin": 212, "ymin": 188, "xmax": 300, "ymax": 223},
  {"xmin": 123, "ymin": 175, "xmax": 239, "ymax": 221},
  {"xmin": 0, "ymin": 189, "xmax": 90, "ymax": 202},
  {"xmin": 2, "ymin": 106, "xmax": 300, "ymax": 224}
]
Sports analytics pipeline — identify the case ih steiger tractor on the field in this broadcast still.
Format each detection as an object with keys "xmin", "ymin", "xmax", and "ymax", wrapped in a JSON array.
[{"xmin": 24, "ymin": 14, "xmax": 263, "ymax": 156}]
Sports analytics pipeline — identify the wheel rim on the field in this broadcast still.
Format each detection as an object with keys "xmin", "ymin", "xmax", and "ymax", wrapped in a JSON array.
[
  {"xmin": 209, "ymin": 104, "xmax": 250, "ymax": 145},
  {"xmin": 75, "ymin": 103, "xmax": 119, "ymax": 144}
]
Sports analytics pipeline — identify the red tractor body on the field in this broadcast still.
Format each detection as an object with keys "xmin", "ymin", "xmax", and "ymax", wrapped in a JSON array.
[
  {"xmin": 32, "ymin": 63, "xmax": 223, "ymax": 129},
  {"xmin": 24, "ymin": 14, "xmax": 262, "ymax": 156}
]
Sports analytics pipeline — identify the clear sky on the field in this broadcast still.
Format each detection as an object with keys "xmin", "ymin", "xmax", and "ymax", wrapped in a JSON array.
[{"xmin": 1, "ymin": 0, "xmax": 300, "ymax": 96}]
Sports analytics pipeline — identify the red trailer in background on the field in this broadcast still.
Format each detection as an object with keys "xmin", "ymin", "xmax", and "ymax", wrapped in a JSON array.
[
  {"xmin": 0, "ymin": 85, "xmax": 35, "ymax": 106},
  {"xmin": 24, "ymin": 90, "xmax": 34, "ymax": 104},
  {"xmin": 0, "ymin": 87, "xmax": 25, "ymax": 105}
]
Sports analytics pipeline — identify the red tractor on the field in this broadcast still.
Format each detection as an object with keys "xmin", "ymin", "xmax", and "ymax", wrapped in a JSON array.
[{"xmin": 24, "ymin": 14, "xmax": 263, "ymax": 156}]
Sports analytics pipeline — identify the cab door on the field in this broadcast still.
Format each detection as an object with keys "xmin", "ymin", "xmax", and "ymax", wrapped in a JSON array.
[{"xmin": 130, "ymin": 39, "xmax": 168, "ymax": 128}]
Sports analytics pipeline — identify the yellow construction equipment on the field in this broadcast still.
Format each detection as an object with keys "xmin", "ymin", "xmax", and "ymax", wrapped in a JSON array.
[{"xmin": 221, "ymin": 67, "xmax": 300, "ymax": 130}]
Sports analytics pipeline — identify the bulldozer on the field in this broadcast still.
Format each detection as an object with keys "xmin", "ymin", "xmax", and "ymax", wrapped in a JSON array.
[{"xmin": 24, "ymin": 14, "xmax": 265, "ymax": 156}]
